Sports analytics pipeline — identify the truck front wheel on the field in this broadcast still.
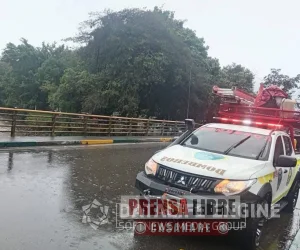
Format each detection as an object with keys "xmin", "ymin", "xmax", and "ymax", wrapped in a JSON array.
[
  {"xmin": 237, "ymin": 217, "xmax": 264, "ymax": 250},
  {"xmin": 236, "ymin": 193, "xmax": 271, "ymax": 250}
]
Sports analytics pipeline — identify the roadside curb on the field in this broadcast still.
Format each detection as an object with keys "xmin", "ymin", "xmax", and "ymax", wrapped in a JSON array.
[
  {"xmin": 0, "ymin": 137, "xmax": 174, "ymax": 148},
  {"xmin": 289, "ymin": 230, "xmax": 300, "ymax": 250},
  {"xmin": 80, "ymin": 137, "xmax": 174, "ymax": 145}
]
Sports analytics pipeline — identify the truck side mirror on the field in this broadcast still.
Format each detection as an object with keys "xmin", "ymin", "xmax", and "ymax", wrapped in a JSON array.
[
  {"xmin": 276, "ymin": 155, "xmax": 297, "ymax": 168},
  {"xmin": 167, "ymin": 119, "xmax": 195, "ymax": 148},
  {"xmin": 185, "ymin": 119, "xmax": 195, "ymax": 131}
]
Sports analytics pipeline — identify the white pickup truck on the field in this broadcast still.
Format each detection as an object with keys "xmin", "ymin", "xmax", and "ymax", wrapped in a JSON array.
[{"xmin": 135, "ymin": 120, "xmax": 300, "ymax": 250}]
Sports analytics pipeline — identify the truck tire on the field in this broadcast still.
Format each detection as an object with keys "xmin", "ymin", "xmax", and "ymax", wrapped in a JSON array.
[
  {"xmin": 236, "ymin": 193, "xmax": 271, "ymax": 250},
  {"xmin": 238, "ymin": 218, "xmax": 263, "ymax": 250},
  {"xmin": 284, "ymin": 179, "xmax": 300, "ymax": 213}
]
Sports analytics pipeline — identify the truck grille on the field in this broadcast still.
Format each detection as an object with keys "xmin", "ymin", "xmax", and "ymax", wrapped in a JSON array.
[{"xmin": 156, "ymin": 165, "xmax": 217, "ymax": 192}]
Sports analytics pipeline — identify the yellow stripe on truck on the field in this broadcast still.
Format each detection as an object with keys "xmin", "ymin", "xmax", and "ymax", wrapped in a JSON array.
[
  {"xmin": 81, "ymin": 139, "xmax": 113, "ymax": 145},
  {"xmin": 258, "ymin": 173, "xmax": 274, "ymax": 184}
]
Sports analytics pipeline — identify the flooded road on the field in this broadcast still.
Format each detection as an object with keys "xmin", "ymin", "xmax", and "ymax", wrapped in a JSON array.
[{"xmin": 0, "ymin": 143, "xmax": 299, "ymax": 250}]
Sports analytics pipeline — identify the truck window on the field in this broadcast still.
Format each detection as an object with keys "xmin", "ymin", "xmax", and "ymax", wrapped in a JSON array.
[
  {"xmin": 273, "ymin": 136, "xmax": 284, "ymax": 165},
  {"xmin": 283, "ymin": 136, "xmax": 293, "ymax": 156},
  {"xmin": 182, "ymin": 127, "xmax": 271, "ymax": 160}
]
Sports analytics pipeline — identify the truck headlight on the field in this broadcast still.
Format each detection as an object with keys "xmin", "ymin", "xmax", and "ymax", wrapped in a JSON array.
[
  {"xmin": 214, "ymin": 179, "xmax": 256, "ymax": 195},
  {"xmin": 145, "ymin": 158, "xmax": 158, "ymax": 176}
]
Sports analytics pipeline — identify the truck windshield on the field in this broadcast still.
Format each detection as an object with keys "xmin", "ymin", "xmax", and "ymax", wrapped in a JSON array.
[{"xmin": 182, "ymin": 126, "xmax": 271, "ymax": 160}]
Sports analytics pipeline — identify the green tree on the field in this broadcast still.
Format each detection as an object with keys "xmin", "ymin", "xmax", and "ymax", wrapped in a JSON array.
[
  {"xmin": 1, "ymin": 39, "xmax": 45, "ymax": 108},
  {"xmin": 38, "ymin": 48, "xmax": 84, "ymax": 110},
  {"xmin": 263, "ymin": 68, "xmax": 300, "ymax": 97},
  {"xmin": 0, "ymin": 7, "xmax": 259, "ymax": 121},
  {"xmin": 0, "ymin": 62, "xmax": 13, "ymax": 106},
  {"xmin": 0, "ymin": 39, "xmax": 81, "ymax": 110},
  {"xmin": 68, "ymin": 7, "xmax": 218, "ymax": 120},
  {"xmin": 49, "ymin": 68, "xmax": 91, "ymax": 112},
  {"xmin": 218, "ymin": 63, "xmax": 254, "ymax": 93}
]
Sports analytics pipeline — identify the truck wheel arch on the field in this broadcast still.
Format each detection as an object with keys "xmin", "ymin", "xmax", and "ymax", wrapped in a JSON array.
[{"xmin": 257, "ymin": 183, "xmax": 272, "ymax": 201}]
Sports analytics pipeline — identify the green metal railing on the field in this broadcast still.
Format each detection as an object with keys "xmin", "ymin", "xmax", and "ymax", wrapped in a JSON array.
[{"xmin": 0, "ymin": 107, "xmax": 188, "ymax": 137}]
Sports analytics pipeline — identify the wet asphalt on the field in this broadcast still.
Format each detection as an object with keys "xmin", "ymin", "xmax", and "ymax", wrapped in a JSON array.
[{"xmin": 0, "ymin": 143, "xmax": 299, "ymax": 250}]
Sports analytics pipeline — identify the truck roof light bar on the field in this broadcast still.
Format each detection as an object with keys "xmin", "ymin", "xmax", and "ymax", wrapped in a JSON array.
[{"xmin": 213, "ymin": 117, "xmax": 283, "ymax": 128}]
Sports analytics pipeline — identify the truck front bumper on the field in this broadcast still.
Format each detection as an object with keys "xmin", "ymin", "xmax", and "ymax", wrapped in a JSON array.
[{"xmin": 135, "ymin": 171, "xmax": 261, "ymax": 204}]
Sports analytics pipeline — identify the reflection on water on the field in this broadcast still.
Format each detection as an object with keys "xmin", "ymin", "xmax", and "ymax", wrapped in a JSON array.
[
  {"xmin": 48, "ymin": 150, "xmax": 53, "ymax": 164},
  {"xmin": 1, "ymin": 144, "xmax": 300, "ymax": 250},
  {"xmin": 5, "ymin": 151, "xmax": 54, "ymax": 172},
  {"xmin": 0, "ymin": 145, "xmax": 163, "ymax": 250},
  {"xmin": 7, "ymin": 151, "xmax": 13, "ymax": 171}
]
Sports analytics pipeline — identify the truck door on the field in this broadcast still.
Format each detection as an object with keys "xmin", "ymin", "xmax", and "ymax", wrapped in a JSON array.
[
  {"xmin": 272, "ymin": 135, "xmax": 286, "ymax": 202},
  {"xmin": 282, "ymin": 135, "xmax": 295, "ymax": 193}
]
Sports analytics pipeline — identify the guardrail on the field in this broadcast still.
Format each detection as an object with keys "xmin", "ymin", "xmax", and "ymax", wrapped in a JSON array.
[{"xmin": 0, "ymin": 107, "xmax": 189, "ymax": 137}]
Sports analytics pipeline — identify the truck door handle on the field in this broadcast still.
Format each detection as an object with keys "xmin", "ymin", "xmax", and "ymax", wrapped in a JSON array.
[{"xmin": 284, "ymin": 169, "xmax": 288, "ymax": 173}]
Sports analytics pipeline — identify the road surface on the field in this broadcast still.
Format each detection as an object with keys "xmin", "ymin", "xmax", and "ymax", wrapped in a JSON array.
[{"xmin": 0, "ymin": 143, "xmax": 299, "ymax": 250}]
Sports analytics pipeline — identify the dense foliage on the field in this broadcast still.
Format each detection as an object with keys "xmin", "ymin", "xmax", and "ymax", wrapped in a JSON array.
[{"xmin": 0, "ymin": 8, "xmax": 298, "ymax": 121}]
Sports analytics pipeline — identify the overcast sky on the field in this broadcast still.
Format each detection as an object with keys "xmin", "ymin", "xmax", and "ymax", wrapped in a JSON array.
[{"xmin": 1, "ymin": 0, "xmax": 300, "ymax": 91}]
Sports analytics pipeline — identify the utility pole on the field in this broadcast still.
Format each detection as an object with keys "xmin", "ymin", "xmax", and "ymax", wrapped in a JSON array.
[{"xmin": 186, "ymin": 67, "xmax": 192, "ymax": 118}]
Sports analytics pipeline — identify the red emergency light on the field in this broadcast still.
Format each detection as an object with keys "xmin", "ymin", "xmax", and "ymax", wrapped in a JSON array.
[{"xmin": 213, "ymin": 117, "xmax": 283, "ymax": 129}]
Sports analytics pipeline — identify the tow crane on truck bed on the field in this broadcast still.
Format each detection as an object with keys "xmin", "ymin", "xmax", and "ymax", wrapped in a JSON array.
[{"xmin": 135, "ymin": 84, "xmax": 300, "ymax": 250}]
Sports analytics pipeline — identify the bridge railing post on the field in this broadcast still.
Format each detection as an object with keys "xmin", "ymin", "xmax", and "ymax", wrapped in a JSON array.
[
  {"xmin": 161, "ymin": 120, "xmax": 165, "ymax": 136},
  {"xmin": 10, "ymin": 109, "xmax": 17, "ymax": 137},
  {"xmin": 51, "ymin": 114, "xmax": 57, "ymax": 137},
  {"xmin": 146, "ymin": 119, "xmax": 150, "ymax": 136},
  {"xmin": 83, "ymin": 115, "xmax": 88, "ymax": 136},
  {"xmin": 128, "ymin": 119, "xmax": 132, "ymax": 136},
  {"xmin": 108, "ymin": 117, "xmax": 112, "ymax": 136}
]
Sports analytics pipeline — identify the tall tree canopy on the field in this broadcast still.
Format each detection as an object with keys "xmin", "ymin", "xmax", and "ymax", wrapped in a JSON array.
[
  {"xmin": 0, "ymin": 7, "xmax": 282, "ymax": 121},
  {"xmin": 69, "ymin": 7, "xmax": 219, "ymax": 120},
  {"xmin": 218, "ymin": 63, "xmax": 254, "ymax": 93},
  {"xmin": 0, "ymin": 39, "xmax": 79, "ymax": 109}
]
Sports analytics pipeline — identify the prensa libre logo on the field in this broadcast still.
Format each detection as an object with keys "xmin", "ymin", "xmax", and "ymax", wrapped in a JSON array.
[{"xmin": 82, "ymin": 199, "xmax": 110, "ymax": 230}]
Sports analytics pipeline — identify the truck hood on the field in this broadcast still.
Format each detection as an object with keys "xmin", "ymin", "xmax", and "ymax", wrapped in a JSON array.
[{"xmin": 153, "ymin": 145, "xmax": 266, "ymax": 180}]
